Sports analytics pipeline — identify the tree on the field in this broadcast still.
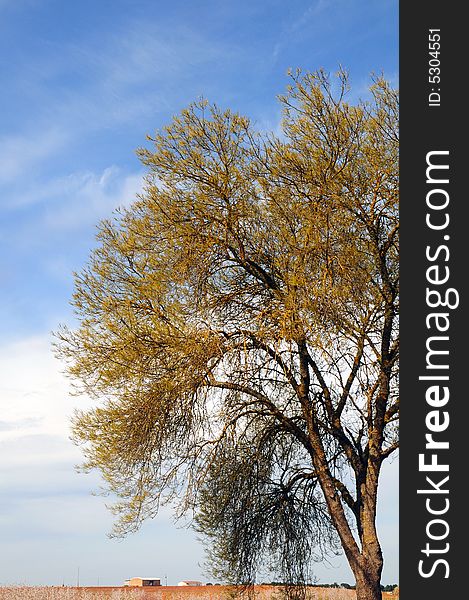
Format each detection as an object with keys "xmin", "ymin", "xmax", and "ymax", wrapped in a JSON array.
[{"xmin": 56, "ymin": 69, "xmax": 399, "ymax": 600}]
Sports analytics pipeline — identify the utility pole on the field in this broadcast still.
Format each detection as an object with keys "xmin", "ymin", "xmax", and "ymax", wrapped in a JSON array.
[{"xmin": 77, "ymin": 567, "xmax": 80, "ymax": 587}]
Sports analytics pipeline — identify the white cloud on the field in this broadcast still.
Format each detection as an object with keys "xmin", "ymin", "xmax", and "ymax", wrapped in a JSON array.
[
  {"xmin": 0, "ymin": 335, "xmax": 115, "ymax": 558},
  {"xmin": 0, "ymin": 334, "xmax": 89, "ymax": 446},
  {"xmin": 8, "ymin": 165, "xmax": 143, "ymax": 213},
  {"xmin": 0, "ymin": 331, "xmax": 205, "ymax": 585},
  {"xmin": 3, "ymin": 167, "xmax": 144, "ymax": 262},
  {"xmin": 43, "ymin": 167, "xmax": 144, "ymax": 231},
  {"xmin": 0, "ymin": 129, "xmax": 67, "ymax": 187}
]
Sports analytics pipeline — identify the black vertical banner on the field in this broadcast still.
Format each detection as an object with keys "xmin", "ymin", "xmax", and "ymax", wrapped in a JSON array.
[{"xmin": 400, "ymin": 3, "xmax": 466, "ymax": 599}]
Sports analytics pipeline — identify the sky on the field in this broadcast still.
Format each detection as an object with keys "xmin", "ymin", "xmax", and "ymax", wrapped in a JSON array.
[{"xmin": 0, "ymin": 0, "xmax": 398, "ymax": 588}]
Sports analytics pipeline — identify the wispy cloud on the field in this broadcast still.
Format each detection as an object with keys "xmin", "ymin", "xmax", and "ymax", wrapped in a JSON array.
[
  {"xmin": 3, "ymin": 166, "xmax": 144, "ymax": 258},
  {"xmin": 272, "ymin": 0, "xmax": 334, "ymax": 64},
  {"xmin": 291, "ymin": 0, "xmax": 332, "ymax": 30},
  {"xmin": 0, "ymin": 334, "xmax": 89, "ymax": 443},
  {"xmin": 1, "ymin": 18, "xmax": 232, "ymax": 224},
  {"xmin": 6, "ymin": 18, "xmax": 233, "ymax": 153},
  {"xmin": 0, "ymin": 129, "xmax": 67, "ymax": 187},
  {"xmin": 96, "ymin": 24, "xmax": 228, "ymax": 87},
  {"xmin": 42, "ymin": 167, "xmax": 144, "ymax": 231},
  {"xmin": 0, "ymin": 417, "xmax": 42, "ymax": 433}
]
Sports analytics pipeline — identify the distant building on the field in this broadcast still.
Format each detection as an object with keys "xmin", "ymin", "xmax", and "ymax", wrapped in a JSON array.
[
  {"xmin": 124, "ymin": 577, "xmax": 161, "ymax": 587},
  {"xmin": 178, "ymin": 581, "xmax": 204, "ymax": 587}
]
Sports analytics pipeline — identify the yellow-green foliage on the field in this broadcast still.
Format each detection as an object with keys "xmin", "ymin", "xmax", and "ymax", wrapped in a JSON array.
[{"xmin": 55, "ymin": 70, "xmax": 398, "ymax": 599}]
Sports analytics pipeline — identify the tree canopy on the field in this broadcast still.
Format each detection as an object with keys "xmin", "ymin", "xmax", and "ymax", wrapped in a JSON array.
[{"xmin": 56, "ymin": 69, "xmax": 398, "ymax": 600}]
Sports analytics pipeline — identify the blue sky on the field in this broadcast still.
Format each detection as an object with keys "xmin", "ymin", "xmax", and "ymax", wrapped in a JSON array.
[{"xmin": 0, "ymin": 0, "xmax": 398, "ymax": 587}]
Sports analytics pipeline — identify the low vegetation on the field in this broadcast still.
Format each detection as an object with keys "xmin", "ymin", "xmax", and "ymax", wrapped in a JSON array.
[
  {"xmin": 0, "ymin": 587, "xmax": 398, "ymax": 600},
  {"xmin": 0, "ymin": 588, "xmax": 146, "ymax": 600}
]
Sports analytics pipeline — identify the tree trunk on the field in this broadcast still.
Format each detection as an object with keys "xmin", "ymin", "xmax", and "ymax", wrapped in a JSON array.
[
  {"xmin": 352, "ymin": 507, "xmax": 384, "ymax": 600},
  {"xmin": 354, "ymin": 568, "xmax": 382, "ymax": 600}
]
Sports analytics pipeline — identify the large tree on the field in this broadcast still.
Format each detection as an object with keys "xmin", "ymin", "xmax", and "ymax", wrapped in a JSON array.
[{"xmin": 57, "ymin": 70, "xmax": 399, "ymax": 600}]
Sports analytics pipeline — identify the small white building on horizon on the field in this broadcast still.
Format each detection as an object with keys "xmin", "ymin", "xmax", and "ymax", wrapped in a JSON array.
[
  {"xmin": 124, "ymin": 577, "xmax": 161, "ymax": 587},
  {"xmin": 178, "ymin": 580, "xmax": 204, "ymax": 587}
]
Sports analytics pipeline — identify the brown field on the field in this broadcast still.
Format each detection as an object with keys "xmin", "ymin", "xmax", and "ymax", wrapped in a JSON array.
[{"xmin": 0, "ymin": 585, "xmax": 398, "ymax": 600}]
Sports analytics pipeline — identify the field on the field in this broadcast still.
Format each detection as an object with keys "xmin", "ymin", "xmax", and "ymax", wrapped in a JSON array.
[{"xmin": 0, "ymin": 586, "xmax": 398, "ymax": 600}]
